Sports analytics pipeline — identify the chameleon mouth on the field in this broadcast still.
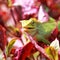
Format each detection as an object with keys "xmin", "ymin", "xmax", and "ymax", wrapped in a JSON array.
[{"xmin": 23, "ymin": 26, "xmax": 36, "ymax": 33}]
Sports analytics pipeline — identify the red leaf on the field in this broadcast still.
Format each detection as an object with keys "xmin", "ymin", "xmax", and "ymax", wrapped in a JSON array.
[
  {"xmin": 48, "ymin": 27, "xmax": 58, "ymax": 42},
  {"xmin": 0, "ymin": 25, "xmax": 7, "ymax": 51},
  {"xmin": 19, "ymin": 42, "xmax": 34, "ymax": 60}
]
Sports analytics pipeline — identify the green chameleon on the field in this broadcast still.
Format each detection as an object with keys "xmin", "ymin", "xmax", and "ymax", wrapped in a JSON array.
[{"xmin": 20, "ymin": 18, "xmax": 59, "ymax": 45}]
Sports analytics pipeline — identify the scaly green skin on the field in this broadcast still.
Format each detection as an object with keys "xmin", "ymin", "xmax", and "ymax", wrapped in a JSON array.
[{"xmin": 21, "ymin": 18, "xmax": 56, "ymax": 45}]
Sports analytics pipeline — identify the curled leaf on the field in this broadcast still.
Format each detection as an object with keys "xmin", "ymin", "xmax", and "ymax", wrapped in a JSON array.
[
  {"xmin": 45, "ymin": 46, "xmax": 58, "ymax": 60},
  {"xmin": 6, "ymin": 39, "xmax": 16, "ymax": 56},
  {"xmin": 50, "ymin": 38, "xmax": 59, "ymax": 50}
]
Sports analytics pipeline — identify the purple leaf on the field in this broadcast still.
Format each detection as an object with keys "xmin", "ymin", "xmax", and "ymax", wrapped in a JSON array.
[{"xmin": 38, "ymin": 5, "xmax": 49, "ymax": 23}]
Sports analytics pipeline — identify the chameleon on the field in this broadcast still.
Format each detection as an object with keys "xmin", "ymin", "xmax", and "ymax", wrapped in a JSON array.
[{"xmin": 20, "ymin": 18, "xmax": 57, "ymax": 45}]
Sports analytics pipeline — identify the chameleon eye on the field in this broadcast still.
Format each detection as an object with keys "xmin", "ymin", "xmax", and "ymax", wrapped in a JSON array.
[{"xmin": 31, "ymin": 21, "xmax": 34, "ymax": 24}]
